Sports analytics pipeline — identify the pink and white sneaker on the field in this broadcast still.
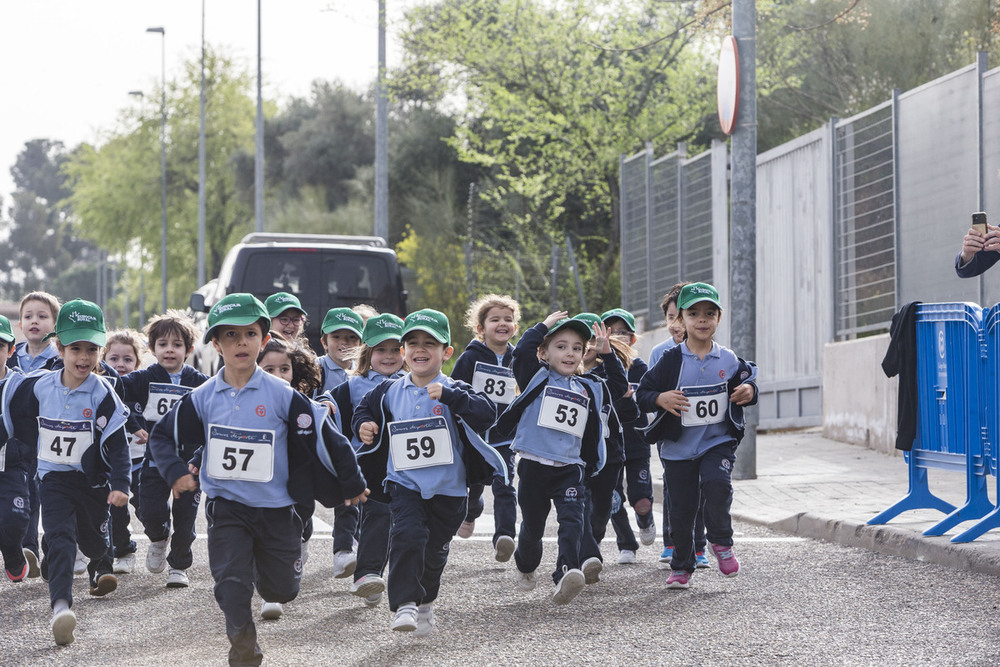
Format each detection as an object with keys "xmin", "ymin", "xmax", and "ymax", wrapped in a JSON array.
[
  {"xmin": 710, "ymin": 543, "xmax": 740, "ymax": 577},
  {"xmin": 665, "ymin": 570, "xmax": 691, "ymax": 589}
]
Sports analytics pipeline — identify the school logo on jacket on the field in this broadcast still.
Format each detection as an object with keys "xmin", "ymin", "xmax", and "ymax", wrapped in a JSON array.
[
  {"xmin": 256, "ymin": 405, "xmax": 266, "ymax": 417},
  {"xmin": 720, "ymin": 459, "xmax": 732, "ymax": 473},
  {"xmin": 294, "ymin": 556, "xmax": 303, "ymax": 574},
  {"xmin": 433, "ymin": 405, "xmax": 443, "ymax": 416},
  {"xmin": 100, "ymin": 519, "xmax": 109, "ymax": 536},
  {"xmin": 13, "ymin": 496, "xmax": 25, "ymax": 510},
  {"xmin": 566, "ymin": 486, "xmax": 578, "ymax": 498},
  {"xmin": 718, "ymin": 370, "xmax": 726, "ymax": 379},
  {"xmin": 83, "ymin": 408, "xmax": 93, "ymax": 418},
  {"xmin": 296, "ymin": 413, "xmax": 312, "ymax": 429}
]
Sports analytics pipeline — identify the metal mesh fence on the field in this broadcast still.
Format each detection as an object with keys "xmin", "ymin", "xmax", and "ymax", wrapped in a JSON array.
[
  {"xmin": 680, "ymin": 151, "xmax": 714, "ymax": 284},
  {"xmin": 649, "ymin": 153, "xmax": 681, "ymax": 318},
  {"xmin": 834, "ymin": 102, "xmax": 896, "ymax": 338},
  {"xmin": 620, "ymin": 151, "xmax": 649, "ymax": 319}
]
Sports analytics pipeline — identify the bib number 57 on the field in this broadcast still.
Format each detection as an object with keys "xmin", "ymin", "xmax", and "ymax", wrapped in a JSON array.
[{"xmin": 221, "ymin": 446, "xmax": 254, "ymax": 472}]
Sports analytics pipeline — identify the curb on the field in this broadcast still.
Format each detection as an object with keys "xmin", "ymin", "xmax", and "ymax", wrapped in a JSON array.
[{"xmin": 732, "ymin": 509, "xmax": 1000, "ymax": 578}]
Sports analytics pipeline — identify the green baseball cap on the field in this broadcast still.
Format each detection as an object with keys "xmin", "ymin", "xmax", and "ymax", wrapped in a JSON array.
[
  {"xmin": 0, "ymin": 314, "xmax": 14, "ymax": 344},
  {"xmin": 363, "ymin": 313, "xmax": 404, "ymax": 347},
  {"xmin": 265, "ymin": 292, "xmax": 307, "ymax": 319},
  {"xmin": 402, "ymin": 309, "xmax": 450, "ymax": 345},
  {"xmin": 203, "ymin": 293, "xmax": 270, "ymax": 344},
  {"xmin": 677, "ymin": 282, "xmax": 722, "ymax": 311},
  {"xmin": 601, "ymin": 308, "xmax": 636, "ymax": 333},
  {"xmin": 45, "ymin": 299, "xmax": 107, "ymax": 346},
  {"xmin": 546, "ymin": 316, "xmax": 593, "ymax": 341},
  {"xmin": 321, "ymin": 307, "xmax": 364, "ymax": 337}
]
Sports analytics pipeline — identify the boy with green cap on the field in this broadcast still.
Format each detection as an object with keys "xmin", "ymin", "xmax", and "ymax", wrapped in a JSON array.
[
  {"xmin": 317, "ymin": 307, "xmax": 364, "ymax": 394},
  {"xmin": 265, "ymin": 292, "xmax": 308, "ymax": 343},
  {"xmin": 0, "ymin": 299, "xmax": 131, "ymax": 646},
  {"xmin": 353, "ymin": 308, "xmax": 507, "ymax": 635},
  {"xmin": 147, "ymin": 293, "xmax": 368, "ymax": 666}
]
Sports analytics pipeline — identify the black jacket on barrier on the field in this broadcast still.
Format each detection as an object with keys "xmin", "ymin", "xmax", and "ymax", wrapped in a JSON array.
[{"xmin": 881, "ymin": 301, "xmax": 921, "ymax": 452}]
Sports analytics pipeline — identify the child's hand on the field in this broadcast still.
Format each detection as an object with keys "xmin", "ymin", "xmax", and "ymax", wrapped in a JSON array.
[
  {"xmin": 542, "ymin": 310, "xmax": 569, "ymax": 330},
  {"xmin": 427, "ymin": 382, "xmax": 443, "ymax": 401},
  {"xmin": 188, "ymin": 463, "xmax": 200, "ymax": 476},
  {"xmin": 134, "ymin": 429, "xmax": 149, "ymax": 444},
  {"xmin": 359, "ymin": 421, "xmax": 379, "ymax": 444},
  {"xmin": 730, "ymin": 383, "xmax": 754, "ymax": 406},
  {"xmin": 345, "ymin": 488, "xmax": 370, "ymax": 506},
  {"xmin": 656, "ymin": 390, "xmax": 689, "ymax": 416},
  {"xmin": 624, "ymin": 386, "xmax": 634, "ymax": 399},
  {"xmin": 591, "ymin": 321, "xmax": 611, "ymax": 354},
  {"xmin": 107, "ymin": 490, "xmax": 129, "ymax": 507},
  {"xmin": 319, "ymin": 399, "xmax": 337, "ymax": 416},
  {"xmin": 171, "ymin": 473, "xmax": 198, "ymax": 499}
]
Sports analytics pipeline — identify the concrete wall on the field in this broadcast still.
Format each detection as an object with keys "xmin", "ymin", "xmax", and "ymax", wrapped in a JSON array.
[{"xmin": 822, "ymin": 334, "xmax": 900, "ymax": 456}]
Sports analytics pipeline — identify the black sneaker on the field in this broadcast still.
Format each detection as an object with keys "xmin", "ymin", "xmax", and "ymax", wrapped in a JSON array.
[
  {"xmin": 40, "ymin": 556, "xmax": 49, "ymax": 583},
  {"xmin": 89, "ymin": 572, "xmax": 118, "ymax": 597}
]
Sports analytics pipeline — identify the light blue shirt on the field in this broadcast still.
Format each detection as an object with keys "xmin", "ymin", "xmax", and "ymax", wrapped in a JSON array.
[
  {"xmin": 648, "ymin": 337, "xmax": 679, "ymax": 367},
  {"xmin": 189, "ymin": 367, "xmax": 294, "ymax": 507},
  {"xmin": 341, "ymin": 369, "xmax": 402, "ymax": 449},
  {"xmin": 659, "ymin": 342, "xmax": 739, "ymax": 461},
  {"xmin": 511, "ymin": 370, "xmax": 589, "ymax": 466},
  {"xmin": 16, "ymin": 343, "xmax": 59, "ymax": 373},
  {"xmin": 31, "ymin": 371, "xmax": 129, "ymax": 479},
  {"xmin": 383, "ymin": 372, "xmax": 466, "ymax": 498},
  {"xmin": 320, "ymin": 355, "xmax": 351, "ymax": 393}
]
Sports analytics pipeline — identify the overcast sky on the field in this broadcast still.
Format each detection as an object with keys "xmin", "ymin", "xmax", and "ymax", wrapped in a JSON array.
[{"xmin": 0, "ymin": 1, "xmax": 417, "ymax": 209}]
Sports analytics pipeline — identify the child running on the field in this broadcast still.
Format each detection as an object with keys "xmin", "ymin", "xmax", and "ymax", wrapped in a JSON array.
[
  {"xmin": 449, "ymin": 294, "xmax": 520, "ymax": 561},
  {"xmin": 0, "ymin": 314, "xmax": 29, "ymax": 582},
  {"xmin": 102, "ymin": 328, "xmax": 147, "ymax": 574},
  {"xmin": 316, "ymin": 307, "xmax": 364, "ymax": 394},
  {"xmin": 265, "ymin": 292, "xmax": 308, "ymax": 344},
  {"xmin": 0, "ymin": 299, "xmax": 131, "ymax": 646},
  {"xmin": 328, "ymin": 313, "xmax": 405, "ymax": 608},
  {"xmin": 636, "ymin": 282, "xmax": 758, "ymax": 589},
  {"xmin": 353, "ymin": 308, "xmax": 506, "ymax": 635},
  {"xmin": 492, "ymin": 311, "xmax": 627, "ymax": 605},
  {"xmin": 148, "ymin": 293, "xmax": 368, "ymax": 666},
  {"xmin": 119, "ymin": 310, "xmax": 208, "ymax": 589}
]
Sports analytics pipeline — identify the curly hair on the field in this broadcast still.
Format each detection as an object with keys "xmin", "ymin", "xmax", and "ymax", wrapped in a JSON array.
[
  {"xmin": 463, "ymin": 294, "xmax": 521, "ymax": 338},
  {"xmin": 258, "ymin": 334, "xmax": 322, "ymax": 394}
]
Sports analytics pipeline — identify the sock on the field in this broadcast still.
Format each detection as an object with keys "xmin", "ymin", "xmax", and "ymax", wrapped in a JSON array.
[{"xmin": 53, "ymin": 599, "xmax": 70, "ymax": 615}]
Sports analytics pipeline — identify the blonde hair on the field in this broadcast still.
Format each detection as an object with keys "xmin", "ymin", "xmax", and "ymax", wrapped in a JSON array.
[
  {"xmin": 103, "ymin": 329, "xmax": 146, "ymax": 363},
  {"xmin": 351, "ymin": 304, "xmax": 380, "ymax": 323},
  {"xmin": 464, "ymin": 294, "xmax": 521, "ymax": 339},
  {"xmin": 351, "ymin": 339, "xmax": 405, "ymax": 377},
  {"xmin": 19, "ymin": 291, "xmax": 60, "ymax": 319}
]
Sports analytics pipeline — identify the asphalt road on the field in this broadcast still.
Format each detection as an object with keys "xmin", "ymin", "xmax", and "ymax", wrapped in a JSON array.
[{"xmin": 2, "ymin": 500, "xmax": 1000, "ymax": 667}]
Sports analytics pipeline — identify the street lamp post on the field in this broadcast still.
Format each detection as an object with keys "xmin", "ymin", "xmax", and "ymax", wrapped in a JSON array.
[
  {"xmin": 147, "ymin": 26, "xmax": 168, "ymax": 313},
  {"xmin": 128, "ymin": 90, "xmax": 147, "ymax": 326}
]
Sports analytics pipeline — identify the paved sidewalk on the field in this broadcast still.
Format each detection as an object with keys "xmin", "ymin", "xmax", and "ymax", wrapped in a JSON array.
[{"xmin": 733, "ymin": 427, "xmax": 1000, "ymax": 576}]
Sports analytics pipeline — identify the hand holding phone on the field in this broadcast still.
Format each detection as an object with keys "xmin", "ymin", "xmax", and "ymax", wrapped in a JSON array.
[{"xmin": 973, "ymin": 211, "xmax": 988, "ymax": 236}]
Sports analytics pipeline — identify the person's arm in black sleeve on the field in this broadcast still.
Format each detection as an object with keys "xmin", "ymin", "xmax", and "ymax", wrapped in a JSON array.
[{"xmin": 439, "ymin": 380, "xmax": 497, "ymax": 434}]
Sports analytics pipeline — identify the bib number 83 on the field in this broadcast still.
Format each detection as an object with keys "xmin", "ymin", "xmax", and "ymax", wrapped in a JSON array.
[
  {"xmin": 483, "ymin": 378, "xmax": 506, "ymax": 398},
  {"xmin": 405, "ymin": 436, "xmax": 436, "ymax": 460}
]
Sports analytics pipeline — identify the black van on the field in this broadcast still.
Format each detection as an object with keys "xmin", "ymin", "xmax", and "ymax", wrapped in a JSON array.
[{"xmin": 188, "ymin": 232, "xmax": 407, "ymax": 373}]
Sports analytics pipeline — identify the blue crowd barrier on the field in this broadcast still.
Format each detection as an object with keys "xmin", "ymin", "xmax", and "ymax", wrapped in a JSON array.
[{"xmin": 869, "ymin": 302, "xmax": 993, "ymax": 541}]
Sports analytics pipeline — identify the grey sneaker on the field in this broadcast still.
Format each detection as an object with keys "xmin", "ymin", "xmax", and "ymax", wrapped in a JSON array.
[
  {"xmin": 413, "ymin": 603, "xmax": 435, "ymax": 637},
  {"xmin": 146, "ymin": 539, "xmax": 168, "ymax": 574},
  {"xmin": 617, "ymin": 549, "xmax": 637, "ymax": 564},
  {"xmin": 582, "ymin": 557, "xmax": 603, "ymax": 585},
  {"xmin": 333, "ymin": 550, "xmax": 357, "ymax": 579},
  {"xmin": 166, "ymin": 568, "xmax": 189, "ymax": 588},
  {"xmin": 113, "ymin": 553, "xmax": 136, "ymax": 574},
  {"xmin": 391, "ymin": 603, "xmax": 418, "ymax": 632},
  {"xmin": 363, "ymin": 592, "xmax": 383, "ymax": 608},
  {"xmin": 552, "ymin": 568, "xmax": 585, "ymax": 605},
  {"xmin": 350, "ymin": 574, "xmax": 386, "ymax": 598},
  {"xmin": 494, "ymin": 535, "xmax": 515, "ymax": 563},
  {"xmin": 51, "ymin": 608, "xmax": 76, "ymax": 646},
  {"xmin": 73, "ymin": 547, "xmax": 87, "ymax": 575},
  {"xmin": 514, "ymin": 569, "xmax": 537, "ymax": 591},
  {"xmin": 23, "ymin": 549, "xmax": 39, "ymax": 578},
  {"xmin": 261, "ymin": 601, "xmax": 283, "ymax": 620}
]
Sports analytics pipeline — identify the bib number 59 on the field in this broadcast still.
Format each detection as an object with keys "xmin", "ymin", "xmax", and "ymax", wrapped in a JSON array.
[{"xmin": 405, "ymin": 436, "xmax": 436, "ymax": 460}]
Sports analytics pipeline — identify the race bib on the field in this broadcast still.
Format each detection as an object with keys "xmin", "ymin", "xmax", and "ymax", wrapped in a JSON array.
[
  {"xmin": 471, "ymin": 362, "xmax": 517, "ymax": 405},
  {"xmin": 388, "ymin": 417, "xmax": 454, "ymax": 471},
  {"xmin": 38, "ymin": 418, "xmax": 94, "ymax": 466},
  {"xmin": 537, "ymin": 386, "xmax": 589, "ymax": 439},
  {"xmin": 143, "ymin": 383, "xmax": 192, "ymax": 423},
  {"xmin": 205, "ymin": 425, "xmax": 275, "ymax": 483},
  {"xmin": 681, "ymin": 382, "xmax": 729, "ymax": 427}
]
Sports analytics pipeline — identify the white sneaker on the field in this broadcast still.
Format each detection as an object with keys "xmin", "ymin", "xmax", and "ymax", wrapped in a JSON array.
[
  {"xmin": 261, "ymin": 602, "xmax": 283, "ymax": 620},
  {"xmin": 552, "ymin": 568, "xmax": 585, "ymax": 605},
  {"xmin": 413, "ymin": 603, "xmax": 435, "ymax": 637},
  {"xmin": 73, "ymin": 547, "xmax": 87, "ymax": 575},
  {"xmin": 165, "ymin": 568, "xmax": 189, "ymax": 588},
  {"xmin": 514, "ymin": 569, "xmax": 537, "ymax": 591},
  {"xmin": 350, "ymin": 574, "xmax": 386, "ymax": 598},
  {"xmin": 23, "ymin": 549, "xmax": 39, "ymax": 578},
  {"xmin": 363, "ymin": 592, "xmax": 382, "ymax": 608},
  {"xmin": 391, "ymin": 603, "xmax": 418, "ymax": 632},
  {"xmin": 456, "ymin": 520, "xmax": 475, "ymax": 539},
  {"xmin": 146, "ymin": 539, "xmax": 168, "ymax": 574},
  {"xmin": 582, "ymin": 557, "xmax": 603, "ymax": 585},
  {"xmin": 494, "ymin": 535, "xmax": 515, "ymax": 563},
  {"xmin": 639, "ymin": 520, "xmax": 657, "ymax": 546},
  {"xmin": 51, "ymin": 608, "xmax": 76, "ymax": 646},
  {"xmin": 332, "ymin": 550, "xmax": 357, "ymax": 579},
  {"xmin": 617, "ymin": 549, "xmax": 637, "ymax": 565},
  {"xmin": 113, "ymin": 553, "xmax": 136, "ymax": 574}
]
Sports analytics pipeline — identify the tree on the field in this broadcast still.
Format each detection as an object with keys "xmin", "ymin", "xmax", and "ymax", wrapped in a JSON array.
[
  {"xmin": 66, "ymin": 47, "xmax": 257, "ymax": 314},
  {"xmin": 396, "ymin": 0, "xmax": 722, "ymax": 312}
]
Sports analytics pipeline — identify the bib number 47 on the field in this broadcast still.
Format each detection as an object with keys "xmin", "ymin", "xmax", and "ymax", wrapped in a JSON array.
[{"xmin": 50, "ymin": 436, "xmax": 76, "ymax": 458}]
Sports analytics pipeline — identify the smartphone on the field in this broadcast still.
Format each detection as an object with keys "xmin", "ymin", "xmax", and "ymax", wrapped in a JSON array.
[{"xmin": 973, "ymin": 211, "xmax": 988, "ymax": 236}]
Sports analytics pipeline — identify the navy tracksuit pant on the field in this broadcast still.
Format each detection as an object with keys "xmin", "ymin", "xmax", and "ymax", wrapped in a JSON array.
[
  {"xmin": 513, "ymin": 459, "xmax": 586, "ymax": 584},
  {"xmin": 661, "ymin": 442, "xmax": 736, "ymax": 573},
  {"xmin": 39, "ymin": 471, "xmax": 114, "ymax": 608},
  {"xmin": 139, "ymin": 460, "xmax": 200, "ymax": 570},
  {"xmin": 205, "ymin": 497, "xmax": 303, "ymax": 667},
  {"xmin": 464, "ymin": 444, "xmax": 517, "ymax": 545},
  {"xmin": 386, "ymin": 482, "xmax": 465, "ymax": 611},
  {"xmin": 0, "ymin": 468, "xmax": 31, "ymax": 575},
  {"xmin": 354, "ymin": 497, "xmax": 391, "ymax": 581}
]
